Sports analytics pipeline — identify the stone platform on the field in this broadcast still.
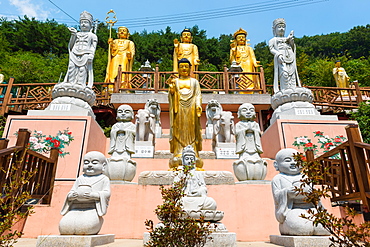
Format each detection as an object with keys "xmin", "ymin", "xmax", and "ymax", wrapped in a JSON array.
[
  {"xmin": 36, "ymin": 234, "xmax": 115, "ymax": 247},
  {"xmin": 138, "ymin": 170, "xmax": 235, "ymax": 185},
  {"xmin": 270, "ymin": 235, "xmax": 331, "ymax": 247},
  {"xmin": 143, "ymin": 232, "xmax": 237, "ymax": 247}
]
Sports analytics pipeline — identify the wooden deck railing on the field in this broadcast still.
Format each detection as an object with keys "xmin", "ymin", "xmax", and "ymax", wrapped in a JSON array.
[
  {"xmin": 306, "ymin": 124, "xmax": 370, "ymax": 212},
  {"xmin": 0, "ymin": 129, "xmax": 59, "ymax": 204},
  {"xmin": 1, "ymin": 71, "xmax": 369, "ymax": 116}
]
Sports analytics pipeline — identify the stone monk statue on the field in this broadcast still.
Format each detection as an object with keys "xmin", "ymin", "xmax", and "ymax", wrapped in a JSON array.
[
  {"xmin": 59, "ymin": 151, "xmax": 110, "ymax": 235},
  {"xmin": 272, "ymin": 148, "xmax": 329, "ymax": 236},
  {"xmin": 168, "ymin": 58, "xmax": 203, "ymax": 170},
  {"xmin": 230, "ymin": 28, "xmax": 260, "ymax": 92},
  {"xmin": 173, "ymin": 29, "xmax": 200, "ymax": 75},
  {"xmin": 269, "ymin": 18, "xmax": 300, "ymax": 93},
  {"xmin": 63, "ymin": 11, "xmax": 97, "ymax": 88},
  {"xmin": 105, "ymin": 26, "xmax": 135, "ymax": 88},
  {"xmin": 233, "ymin": 103, "xmax": 266, "ymax": 181}
]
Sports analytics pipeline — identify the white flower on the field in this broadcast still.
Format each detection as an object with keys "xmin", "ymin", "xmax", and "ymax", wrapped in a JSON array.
[
  {"xmin": 319, "ymin": 138, "xmax": 328, "ymax": 143},
  {"xmin": 34, "ymin": 142, "xmax": 45, "ymax": 150},
  {"xmin": 29, "ymin": 137, "xmax": 38, "ymax": 143},
  {"xmin": 58, "ymin": 134, "xmax": 69, "ymax": 142},
  {"xmin": 36, "ymin": 131, "xmax": 43, "ymax": 135},
  {"xmin": 296, "ymin": 137, "xmax": 309, "ymax": 144}
]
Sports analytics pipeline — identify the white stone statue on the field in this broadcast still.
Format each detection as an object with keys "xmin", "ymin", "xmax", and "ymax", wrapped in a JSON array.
[
  {"xmin": 135, "ymin": 108, "xmax": 155, "ymax": 145},
  {"xmin": 48, "ymin": 11, "xmax": 97, "ymax": 115},
  {"xmin": 144, "ymin": 99, "xmax": 162, "ymax": 138},
  {"xmin": 174, "ymin": 145, "xmax": 217, "ymax": 211},
  {"xmin": 269, "ymin": 18, "xmax": 300, "ymax": 94},
  {"xmin": 205, "ymin": 100, "xmax": 223, "ymax": 139},
  {"xmin": 233, "ymin": 103, "xmax": 266, "ymax": 181},
  {"xmin": 107, "ymin": 104, "xmax": 136, "ymax": 181},
  {"xmin": 268, "ymin": 18, "xmax": 320, "ymax": 124},
  {"xmin": 211, "ymin": 111, "xmax": 235, "ymax": 153},
  {"xmin": 272, "ymin": 148, "xmax": 330, "ymax": 236},
  {"xmin": 59, "ymin": 151, "xmax": 110, "ymax": 235},
  {"xmin": 64, "ymin": 11, "xmax": 97, "ymax": 88}
]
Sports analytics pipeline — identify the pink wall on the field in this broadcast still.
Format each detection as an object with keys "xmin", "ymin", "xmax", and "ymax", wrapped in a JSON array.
[
  {"xmin": 261, "ymin": 119, "xmax": 357, "ymax": 159},
  {"xmin": 4, "ymin": 115, "xmax": 344, "ymax": 241}
]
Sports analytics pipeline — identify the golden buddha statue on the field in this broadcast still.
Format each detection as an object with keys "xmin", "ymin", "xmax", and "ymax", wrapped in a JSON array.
[
  {"xmin": 173, "ymin": 29, "xmax": 200, "ymax": 75},
  {"xmin": 105, "ymin": 26, "xmax": 135, "ymax": 88},
  {"xmin": 230, "ymin": 28, "xmax": 260, "ymax": 93},
  {"xmin": 333, "ymin": 60, "xmax": 350, "ymax": 95},
  {"xmin": 168, "ymin": 58, "xmax": 203, "ymax": 170}
]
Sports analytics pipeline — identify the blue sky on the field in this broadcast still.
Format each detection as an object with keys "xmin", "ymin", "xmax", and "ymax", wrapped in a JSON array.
[{"xmin": 1, "ymin": 0, "xmax": 369, "ymax": 47}]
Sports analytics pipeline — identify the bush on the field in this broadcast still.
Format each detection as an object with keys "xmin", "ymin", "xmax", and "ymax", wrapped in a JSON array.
[{"xmin": 144, "ymin": 164, "xmax": 211, "ymax": 247}]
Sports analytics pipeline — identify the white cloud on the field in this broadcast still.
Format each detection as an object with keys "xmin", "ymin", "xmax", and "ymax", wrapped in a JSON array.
[{"xmin": 9, "ymin": 0, "xmax": 50, "ymax": 19}]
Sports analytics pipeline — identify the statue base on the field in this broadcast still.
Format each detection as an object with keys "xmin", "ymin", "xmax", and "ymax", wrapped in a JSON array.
[
  {"xmin": 46, "ymin": 98, "xmax": 95, "ymax": 118},
  {"xmin": 106, "ymin": 158, "xmax": 136, "ymax": 182},
  {"xmin": 143, "ymin": 232, "xmax": 237, "ymax": 247},
  {"xmin": 36, "ymin": 234, "xmax": 115, "ymax": 247},
  {"xmin": 269, "ymin": 235, "xmax": 331, "ymax": 247},
  {"xmin": 132, "ymin": 141, "xmax": 154, "ymax": 158},
  {"xmin": 214, "ymin": 143, "xmax": 238, "ymax": 159},
  {"xmin": 138, "ymin": 171, "xmax": 235, "ymax": 185},
  {"xmin": 270, "ymin": 101, "xmax": 326, "ymax": 125}
]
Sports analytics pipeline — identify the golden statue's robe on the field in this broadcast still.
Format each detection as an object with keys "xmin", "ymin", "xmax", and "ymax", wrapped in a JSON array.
[
  {"xmin": 173, "ymin": 43, "xmax": 199, "ymax": 73},
  {"xmin": 105, "ymin": 39, "xmax": 135, "ymax": 86},
  {"xmin": 230, "ymin": 45, "xmax": 259, "ymax": 91},
  {"xmin": 169, "ymin": 77, "xmax": 202, "ymax": 159}
]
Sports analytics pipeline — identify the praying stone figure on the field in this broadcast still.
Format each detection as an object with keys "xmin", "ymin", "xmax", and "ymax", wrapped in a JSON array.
[
  {"xmin": 105, "ymin": 26, "xmax": 135, "ymax": 88},
  {"xmin": 233, "ymin": 103, "xmax": 266, "ymax": 181},
  {"xmin": 272, "ymin": 148, "xmax": 330, "ymax": 236},
  {"xmin": 173, "ymin": 29, "xmax": 200, "ymax": 75},
  {"xmin": 49, "ymin": 11, "xmax": 97, "ymax": 116},
  {"xmin": 59, "ymin": 151, "xmax": 110, "ymax": 235},
  {"xmin": 205, "ymin": 99, "xmax": 223, "ymax": 139},
  {"xmin": 174, "ymin": 146, "xmax": 219, "ymax": 213},
  {"xmin": 230, "ymin": 28, "xmax": 260, "ymax": 93},
  {"xmin": 168, "ymin": 58, "xmax": 203, "ymax": 170},
  {"xmin": 269, "ymin": 18, "xmax": 319, "ymax": 124},
  {"xmin": 333, "ymin": 60, "xmax": 350, "ymax": 95},
  {"xmin": 107, "ymin": 104, "xmax": 136, "ymax": 181}
]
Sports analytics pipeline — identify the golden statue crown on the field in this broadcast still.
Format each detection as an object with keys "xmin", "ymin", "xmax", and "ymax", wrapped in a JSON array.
[
  {"xmin": 273, "ymin": 18, "xmax": 286, "ymax": 28},
  {"xmin": 80, "ymin": 11, "xmax": 93, "ymax": 23},
  {"xmin": 233, "ymin": 28, "xmax": 247, "ymax": 38}
]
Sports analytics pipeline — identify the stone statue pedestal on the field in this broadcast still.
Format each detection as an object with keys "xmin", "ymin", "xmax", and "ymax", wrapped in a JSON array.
[
  {"xmin": 138, "ymin": 171, "xmax": 235, "ymax": 185},
  {"xmin": 214, "ymin": 143, "xmax": 238, "ymax": 159},
  {"xmin": 36, "ymin": 234, "xmax": 115, "ymax": 247},
  {"xmin": 132, "ymin": 141, "xmax": 154, "ymax": 158},
  {"xmin": 270, "ymin": 235, "xmax": 331, "ymax": 247},
  {"xmin": 270, "ymin": 87, "xmax": 337, "ymax": 124},
  {"xmin": 143, "ymin": 231, "xmax": 236, "ymax": 247},
  {"xmin": 106, "ymin": 158, "xmax": 136, "ymax": 182}
]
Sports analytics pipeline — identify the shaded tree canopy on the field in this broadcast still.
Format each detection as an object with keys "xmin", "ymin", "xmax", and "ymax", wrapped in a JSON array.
[{"xmin": 0, "ymin": 16, "xmax": 369, "ymax": 87}]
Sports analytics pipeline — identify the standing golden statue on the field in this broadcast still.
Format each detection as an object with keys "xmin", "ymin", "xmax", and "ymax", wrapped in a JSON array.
[
  {"xmin": 168, "ymin": 58, "xmax": 203, "ymax": 170},
  {"xmin": 105, "ymin": 26, "xmax": 135, "ymax": 88},
  {"xmin": 230, "ymin": 28, "xmax": 260, "ymax": 93},
  {"xmin": 333, "ymin": 60, "xmax": 350, "ymax": 95},
  {"xmin": 173, "ymin": 29, "xmax": 200, "ymax": 75}
]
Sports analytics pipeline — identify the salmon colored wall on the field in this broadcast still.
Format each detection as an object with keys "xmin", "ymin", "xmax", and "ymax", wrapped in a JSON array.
[
  {"xmin": 3, "ymin": 115, "xmax": 106, "ymax": 179},
  {"xmin": 261, "ymin": 119, "xmax": 357, "ymax": 159},
  {"xmin": 4, "ymin": 115, "xmax": 343, "ymax": 241}
]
